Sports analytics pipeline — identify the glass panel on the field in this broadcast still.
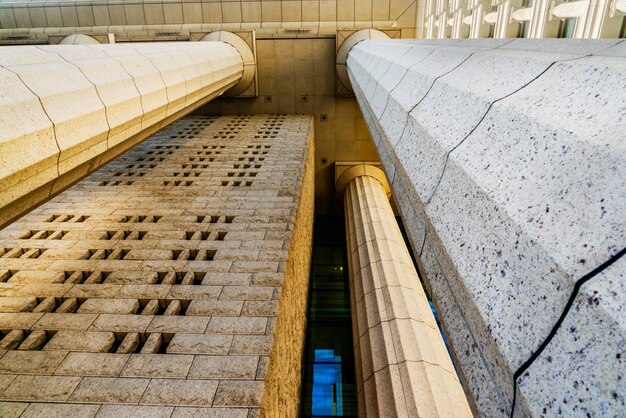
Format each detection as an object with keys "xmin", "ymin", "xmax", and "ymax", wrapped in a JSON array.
[
  {"xmin": 559, "ymin": 17, "xmax": 577, "ymax": 38},
  {"xmin": 301, "ymin": 217, "xmax": 357, "ymax": 417}
]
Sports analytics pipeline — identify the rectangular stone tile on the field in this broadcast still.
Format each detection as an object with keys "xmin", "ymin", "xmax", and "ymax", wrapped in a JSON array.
[
  {"xmin": 141, "ymin": 379, "xmax": 218, "ymax": 406},
  {"xmin": 32, "ymin": 313, "xmax": 98, "ymax": 331},
  {"xmin": 124, "ymin": 249, "xmax": 173, "ymax": 260},
  {"xmin": 147, "ymin": 316, "xmax": 209, "ymax": 334},
  {"xmin": 96, "ymin": 405, "xmax": 174, "ymax": 418},
  {"xmin": 105, "ymin": 271, "xmax": 159, "ymax": 284},
  {"xmin": 241, "ymin": 300, "xmax": 278, "ymax": 316},
  {"xmin": 39, "ymin": 249, "xmax": 90, "ymax": 260},
  {"xmin": 121, "ymin": 354, "xmax": 194, "ymax": 378},
  {"xmin": 167, "ymin": 334, "xmax": 233, "ymax": 355},
  {"xmin": 2, "ymin": 331, "xmax": 27, "ymax": 350},
  {"xmin": 166, "ymin": 285, "xmax": 222, "ymax": 300},
  {"xmin": 0, "ymin": 375, "xmax": 16, "ymax": 393},
  {"xmin": 69, "ymin": 377, "xmax": 149, "ymax": 403},
  {"xmin": 200, "ymin": 273, "xmax": 251, "ymax": 286},
  {"xmin": 186, "ymin": 300, "xmax": 243, "ymax": 316},
  {"xmin": 186, "ymin": 260, "xmax": 232, "ymax": 274},
  {"xmin": 219, "ymin": 286, "xmax": 274, "ymax": 301},
  {"xmin": 117, "ymin": 284, "xmax": 171, "ymax": 299},
  {"xmin": 212, "ymin": 381, "xmax": 264, "ymax": 407},
  {"xmin": 214, "ymin": 249, "xmax": 259, "ymax": 262},
  {"xmin": 0, "ymin": 375, "xmax": 82, "ymax": 401},
  {"xmin": 77, "ymin": 298, "xmax": 140, "ymax": 314},
  {"xmin": 0, "ymin": 297, "xmax": 38, "ymax": 313},
  {"xmin": 55, "ymin": 352, "xmax": 130, "ymax": 377},
  {"xmin": 206, "ymin": 317, "xmax": 268, "ymax": 335},
  {"xmin": 64, "ymin": 284, "xmax": 122, "ymax": 299},
  {"xmin": 230, "ymin": 261, "xmax": 278, "ymax": 273},
  {"xmin": 172, "ymin": 407, "xmax": 249, "ymax": 418},
  {"xmin": 8, "ymin": 270, "xmax": 67, "ymax": 284},
  {"xmin": 0, "ymin": 402, "xmax": 28, "ymax": 418},
  {"xmin": 188, "ymin": 355, "xmax": 259, "ymax": 379},
  {"xmin": 21, "ymin": 403, "xmax": 100, "ymax": 418},
  {"xmin": 229, "ymin": 335, "xmax": 273, "ymax": 355},
  {"xmin": 0, "ymin": 350, "xmax": 68, "ymax": 374},
  {"xmin": 89, "ymin": 314, "xmax": 154, "ymax": 332},
  {"xmin": 250, "ymin": 273, "xmax": 283, "ymax": 286},
  {"xmin": 0, "ymin": 312, "xmax": 43, "ymax": 329},
  {"xmin": 44, "ymin": 331, "xmax": 115, "ymax": 352}
]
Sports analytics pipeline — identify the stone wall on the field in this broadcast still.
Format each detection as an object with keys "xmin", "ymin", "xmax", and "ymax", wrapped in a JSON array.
[
  {"xmin": 0, "ymin": 114, "xmax": 314, "ymax": 417},
  {"xmin": 347, "ymin": 38, "xmax": 626, "ymax": 417},
  {"xmin": 261, "ymin": 119, "xmax": 315, "ymax": 417}
]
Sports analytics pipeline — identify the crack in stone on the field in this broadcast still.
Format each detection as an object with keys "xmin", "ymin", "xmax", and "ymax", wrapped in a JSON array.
[
  {"xmin": 424, "ymin": 51, "xmax": 600, "ymax": 207},
  {"xmin": 509, "ymin": 246, "xmax": 626, "ymax": 417}
]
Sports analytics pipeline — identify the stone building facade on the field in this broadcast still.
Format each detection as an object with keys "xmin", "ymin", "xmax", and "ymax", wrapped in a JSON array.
[
  {"xmin": 0, "ymin": 114, "xmax": 314, "ymax": 417},
  {"xmin": 0, "ymin": 1, "xmax": 624, "ymax": 417}
]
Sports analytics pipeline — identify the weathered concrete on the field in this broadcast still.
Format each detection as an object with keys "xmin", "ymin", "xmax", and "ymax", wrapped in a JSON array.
[
  {"xmin": 347, "ymin": 38, "xmax": 626, "ymax": 417},
  {"xmin": 0, "ymin": 114, "xmax": 314, "ymax": 416},
  {"xmin": 342, "ymin": 169, "xmax": 472, "ymax": 418},
  {"xmin": 0, "ymin": 41, "xmax": 244, "ymax": 227}
]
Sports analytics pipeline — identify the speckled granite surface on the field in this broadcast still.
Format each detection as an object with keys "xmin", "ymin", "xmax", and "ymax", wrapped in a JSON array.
[{"xmin": 348, "ymin": 38, "xmax": 626, "ymax": 417}]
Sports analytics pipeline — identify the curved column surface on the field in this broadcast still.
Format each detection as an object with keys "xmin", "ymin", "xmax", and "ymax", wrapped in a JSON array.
[
  {"xmin": 0, "ymin": 41, "xmax": 243, "ymax": 226},
  {"xmin": 347, "ymin": 38, "xmax": 626, "ymax": 417},
  {"xmin": 344, "ymin": 174, "xmax": 472, "ymax": 418},
  {"xmin": 59, "ymin": 34, "xmax": 100, "ymax": 44}
]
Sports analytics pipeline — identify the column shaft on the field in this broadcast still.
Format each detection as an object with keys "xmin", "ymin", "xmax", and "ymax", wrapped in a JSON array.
[
  {"xmin": 0, "ymin": 41, "xmax": 243, "ymax": 226},
  {"xmin": 344, "ymin": 175, "xmax": 471, "ymax": 418}
]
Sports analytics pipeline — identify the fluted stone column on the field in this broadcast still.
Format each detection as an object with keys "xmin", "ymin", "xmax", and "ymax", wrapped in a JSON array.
[
  {"xmin": 340, "ymin": 166, "xmax": 472, "ymax": 418},
  {"xmin": 0, "ymin": 40, "xmax": 243, "ymax": 226}
]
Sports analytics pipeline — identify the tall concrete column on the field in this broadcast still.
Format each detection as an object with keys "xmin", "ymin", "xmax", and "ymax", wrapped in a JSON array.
[
  {"xmin": 338, "ymin": 165, "xmax": 472, "ymax": 417},
  {"xmin": 0, "ymin": 40, "xmax": 244, "ymax": 226},
  {"xmin": 346, "ymin": 38, "xmax": 625, "ymax": 417}
]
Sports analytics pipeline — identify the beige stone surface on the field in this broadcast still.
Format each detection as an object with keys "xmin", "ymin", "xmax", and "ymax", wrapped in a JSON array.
[
  {"xmin": 0, "ymin": 375, "xmax": 81, "ymax": 401},
  {"xmin": 141, "ymin": 379, "xmax": 218, "ymax": 406},
  {"xmin": 43, "ymin": 330, "xmax": 115, "ymax": 352},
  {"xmin": 0, "ymin": 66, "xmax": 57, "ymax": 211},
  {"xmin": 0, "ymin": 41, "xmax": 244, "ymax": 226},
  {"xmin": 21, "ymin": 403, "xmax": 100, "ymax": 418},
  {"xmin": 69, "ymin": 377, "xmax": 150, "ymax": 403},
  {"xmin": 55, "ymin": 352, "xmax": 130, "ymax": 377},
  {"xmin": 0, "ymin": 349, "xmax": 67, "ymax": 374},
  {"xmin": 167, "ymin": 333, "xmax": 233, "ymax": 355},
  {"xmin": 188, "ymin": 355, "xmax": 259, "ymax": 379},
  {"xmin": 77, "ymin": 298, "xmax": 140, "ymax": 314},
  {"xmin": 0, "ymin": 297, "xmax": 37, "ymax": 312},
  {"xmin": 0, "ymin": 402, "xmax": 28, "ymax": 418},
  {"xmin": 0, "ymin": 114, "xmax": 313, "ymax": 416},
  {"xmin": 344, "ymin": 174, "xmax": 472, "ymax": 417}
]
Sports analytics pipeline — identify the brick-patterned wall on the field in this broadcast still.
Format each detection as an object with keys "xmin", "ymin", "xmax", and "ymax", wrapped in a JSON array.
[{"xmin": 0, "ymin": 114, "xmax": 314, "ymax": 417}]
